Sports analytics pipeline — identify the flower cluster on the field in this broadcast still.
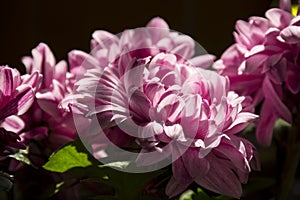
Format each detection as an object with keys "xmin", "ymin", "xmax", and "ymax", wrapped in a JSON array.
[
  {"xmin": 21, "ymin": 43, "xmax": 78, "ymax": 147},
  {"xmin": 0, "ymin": 43, "xmax": 89, "ymax": 171},
  {"xmin": 214, "ymin": 1, "xmax": 300, "ymax": 146},
  {"xmin": 2, "ymin": 1, "xmax": 300, "ymax": 199},
  {"xmin": 70, "ymin": 17, "xmax": 259, "ymax": 198}
]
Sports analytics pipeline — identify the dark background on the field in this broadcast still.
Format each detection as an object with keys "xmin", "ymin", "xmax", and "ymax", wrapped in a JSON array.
[{"xmin": 0, "ymin": 0, "xmax": 272, "ymax": 71}]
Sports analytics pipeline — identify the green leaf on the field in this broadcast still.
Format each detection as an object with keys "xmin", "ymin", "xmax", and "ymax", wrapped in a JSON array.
[
  {"xmin": 192, "ymin": 188, "xmax": 215, "ymax": 200},
  {"xmin": 179, "ymin": 188, "xmax": 232, "ymax": 200},
  {"xmin": 43, "ymin": 143, "xmax": 92, "ymax": 173},
  {"xmin": 48, "ymin": 140, "xmax": 166, "ymax": 199},
  {"xmin": 179, "ymin": 189, "xmax": 194, "ymax": 200}
]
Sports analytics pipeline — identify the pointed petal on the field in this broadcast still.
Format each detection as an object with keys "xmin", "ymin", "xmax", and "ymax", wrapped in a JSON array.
[
  {"xmin": 229, "ymin": 74, "xmax": 263, "ymax": 96},
  {"xmin": 165, "ymin": 176, "xmax": 191, "ymax": 198},
  {"xmin": 182, "ymin": 149, "xmax": 210, "ymax": 180},
  {"xmin": 238, "ymin": 137, "xmax": 261, "ymax": 171},
  {"xmin": 225, "ymin": 112, "xmax": 258, "ymax": 134},
  {"xmin": 213, "ymin": 142, "xmax": 250, "ymax": 182},
  {"xmin": 166, "ymin": 156, "xmax": 193, "ymax": 198},
  {"xmin": 196, "ymin": 154, "xmax": 243, "ymax": 199},
  {"xmin": 256, "ymin": 101, "xmax": 278, "ymax": 146},
  {"xmin": 286, "ymin": 64, "xmax": 300, "ymax": 94},
  {"xmin": 263, "ymin": 77, "xmax": 291, "ymax": 123}
]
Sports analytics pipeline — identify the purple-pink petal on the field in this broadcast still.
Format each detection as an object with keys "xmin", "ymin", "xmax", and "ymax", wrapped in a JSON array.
[
  {"xmin": 256, "ymin": 102, "xmax": 278, "ymax": 146},
  {"xmin": 280, "ymin": 25, "xmax": 300, "ymax": 43},
  {"xmin": 266, "ymin": 8, "xmax": 292, "ymax": 29},
  {"xmin": 0, "ymin": 86, "xmax": 34, "ymax": 120},
  {"xmin": 263, "ymin": 77, "xmax": 291, "ymax": 123},
  {"xmin": 286, "ymin": 64, "xmax": 300, "ymax": 94},
  {"xmin": 196, "ymin": 154, "xmax": 243, "ymax": 199},
  {"xmin": 189, "ymin": 54, "xmax": 216, "ymax": 69},
  {"xmin": 1, "ymin": 116, "xmax": 25, "ymax": 133},
  {"xmin": 279, "ymin": 0, "xmax": 291, "ymax": 13},
  {"xmin": 166, "ymin": 156, "xmax": 193, "ymax": 198}
]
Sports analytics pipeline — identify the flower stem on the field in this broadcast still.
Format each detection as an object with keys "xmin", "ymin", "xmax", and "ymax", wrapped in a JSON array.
[{"xmin": 277, "ymin": 116, "xmax": 300, "ymax": 200}]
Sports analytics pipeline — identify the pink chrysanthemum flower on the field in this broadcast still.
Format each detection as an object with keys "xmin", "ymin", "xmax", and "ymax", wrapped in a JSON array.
[
  {"xmin": 15, "ymin": 43, "xmax": 87, "ymax": 166},
  {"xmin": 214, "ymin": 0, "xmax": 300, "ymax": 146},
  {"xmin": 71, "ymin": 18, "xmax": 259, "ymax": 198},
  {"xmin": 68, "ymin": 17, "xmax": 216, "ymax": 155},
  {"xmin": 0, "ymin": 66, "xmax": 39, "ymax": 156}
]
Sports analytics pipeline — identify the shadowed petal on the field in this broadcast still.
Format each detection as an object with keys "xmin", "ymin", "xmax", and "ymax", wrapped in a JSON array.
[
  {"xmin": 182, "ymin": 148, "xmax": 210, "ymax": 180},
  {"xmin": 256, "ymin": 101, "xmax": 278, "ymax": 146},
  {"xmin": 196, "ymin": 154, "xmax": 243, "ymax": 199},
  {"xmin": 263, "ymin": 77, "xmax": 291, "ymax": 123},
  {"xmin": 166, "ymin": 156, "xmax": 193, "ymax": 198},
  {"xmin": 286, "ymin": 64, "xmax": 300, "ymax": 94}
]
